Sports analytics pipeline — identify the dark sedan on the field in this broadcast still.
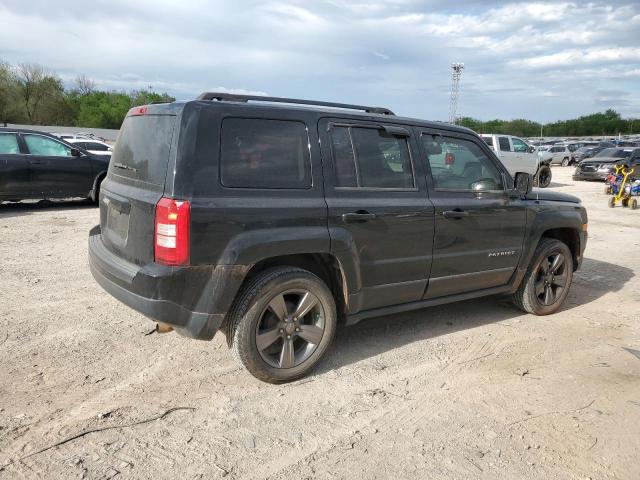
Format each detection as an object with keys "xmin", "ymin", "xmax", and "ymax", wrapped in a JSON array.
[
  {"xmin": 573, "ymin": 148, "xmax": 640, "ymax": 181},
  {"xmin": 0, "ymin": 128, "xmax": 110, "ymax": 203}
]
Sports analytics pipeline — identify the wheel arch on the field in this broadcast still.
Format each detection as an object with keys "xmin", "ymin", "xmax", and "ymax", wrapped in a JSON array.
[
  {"xmin": 540, "ymin": 227, "xmax": 581, "ymax": 271},
  {"xmin": 241, "ymin": 253, "xmax": 349, "ymax": 322},
  {"xmin": 90, "ymin": 170, "xmax": 108, "ymax": 202}
]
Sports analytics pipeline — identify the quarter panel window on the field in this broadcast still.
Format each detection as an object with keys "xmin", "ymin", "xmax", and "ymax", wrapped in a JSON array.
[
  {"xmin": 220, "ymin": 118, "xmax": 311, "ymax": 189},
  {"xmin": 0, "ymin": 133, "xmax": 19, "ymax": 154},
  {"xmin": 498, "ymin": 137, "xmax": 511, "ymax": 152},
  {"xmin": 24, "ymin": 135, "xmax": 72, "ymax": 157},
  {"xmin": 330, "ymin": 126, "xmax": 415, "ymax": 189},
  {"xmin": 422, "ymin": 134, "xmax": 503, "ymax": 191}
]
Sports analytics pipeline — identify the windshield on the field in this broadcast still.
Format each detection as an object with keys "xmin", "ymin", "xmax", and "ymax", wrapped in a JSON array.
[{"xmin": 594, "ymin": 148, "xmax": 632, "ymax": 158}]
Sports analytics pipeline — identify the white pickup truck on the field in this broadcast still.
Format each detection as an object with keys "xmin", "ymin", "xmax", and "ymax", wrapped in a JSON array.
[{"xmin": 480, "ymin": 134, "xmax": 552, "ymax": 187}]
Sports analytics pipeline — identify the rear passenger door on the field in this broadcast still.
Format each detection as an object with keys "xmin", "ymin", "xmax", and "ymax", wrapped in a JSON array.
[
  {"xmin": 318, "ymin": 118, "xmax": 435, "ymax": 312},
  {"xmin": 0, "ymin": 132, "xmax": 31, "ymax": 198},
  {"xmin": 419, "ymin": 129, "xmax": 526, "ymax": 299}
]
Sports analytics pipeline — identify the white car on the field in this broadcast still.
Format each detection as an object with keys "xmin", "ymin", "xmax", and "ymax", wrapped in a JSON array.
[
  {"xmin": 67, "ymin": 138, "xmax": 113, "ymax": 156},
  {"xmin": 540, "ymin": 145, "xmax": 573, "ymax": 166}
]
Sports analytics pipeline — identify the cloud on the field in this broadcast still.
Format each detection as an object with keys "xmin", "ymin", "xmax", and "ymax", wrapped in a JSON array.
[{"xmin": 0, "ymin": 1, "xmax": 638, "ymax": 122}]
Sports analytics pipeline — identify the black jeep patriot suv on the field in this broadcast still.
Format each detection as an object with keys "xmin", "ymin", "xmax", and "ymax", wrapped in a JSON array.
[{"xmin": 89, "ymin": 93, "xmax": 587, "ymax": 383}]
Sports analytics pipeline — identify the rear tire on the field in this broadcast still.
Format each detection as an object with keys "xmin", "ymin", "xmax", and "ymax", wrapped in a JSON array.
[
  {"xmin": 608, "ymin": 197, "xmax": 616, "ymax": 208},
  {"xmin": 630, "ymin": 198, "xmax": 638, "ymax": 210},
  {"xmin": 512, "ymin": 238, "xmax": 573, "ymax": 315},
  {"xmin": 226, "ymin": 267, "xmax": 337, "ymax": 383}
]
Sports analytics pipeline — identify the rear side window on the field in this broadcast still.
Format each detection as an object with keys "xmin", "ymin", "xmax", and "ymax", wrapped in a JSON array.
[
  {"xmin": 0, "ymin": 133, "xmax": 19, "ymax": 154},
  {"xmin": 482, "ymin": 136, "xmax": 493, "ymax": 147},
  {"xmin": 498, "ymin": 137, "xmax": 511, "ymax": 152},
  {"xmin": 110, "ymin": 115, "xmax": 176, "ymax": 185},
  {"xmin": 86, "ymin": 142, "xmax": 109, "ymax": 151},
  {"xmin": 220, "ymin": 118, "xmax": 311, "ymax": 189},
  {"xmin": 330, "ymin": 126, "xmax": 415, "ymax": 189}
]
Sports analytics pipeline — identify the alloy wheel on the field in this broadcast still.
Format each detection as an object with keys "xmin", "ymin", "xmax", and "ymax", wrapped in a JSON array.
[
  {"xmin": 534, "ymin": 252, "xmax": 569, "ymax": 306},
  {"xmin": 255, "ymin": 289, "xmax": 325, "ymax": 369}
]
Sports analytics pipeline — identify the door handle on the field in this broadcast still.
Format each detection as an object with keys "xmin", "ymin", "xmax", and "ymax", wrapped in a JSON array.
[
  {"xmin": 341, "ymin": 211, "xmax": 377, "ymax": 222},
  {"xmin": 442, "ymin": 210, "xmax": 469, "ymax": 219},
  {"xmin": 30, "ymin": 160, "xmax": 42, "ymax": 165}
]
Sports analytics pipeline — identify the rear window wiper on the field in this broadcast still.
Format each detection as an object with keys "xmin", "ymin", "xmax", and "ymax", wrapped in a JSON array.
[{"xmin": 113, "ymin": 162, "xmax": 138, "ymax": 173}]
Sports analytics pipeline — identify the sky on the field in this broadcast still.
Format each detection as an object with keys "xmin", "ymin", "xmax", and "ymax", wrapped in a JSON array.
[{"xmin": 0, "ymin": 0, "xmax": 639, "ymax": 122}]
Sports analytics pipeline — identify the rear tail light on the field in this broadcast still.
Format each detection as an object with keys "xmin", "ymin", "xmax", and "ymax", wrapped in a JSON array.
[
  {"xmin": 445, "ymin": 152, "xmax": 455, "ymax": 166},
  {"xmin": 127, "ymin": 105, "xmax": 148, "ymax": 116},
  {"xmin": 155, "ymin": 197, "xmax": 190, "ymax": 266}
]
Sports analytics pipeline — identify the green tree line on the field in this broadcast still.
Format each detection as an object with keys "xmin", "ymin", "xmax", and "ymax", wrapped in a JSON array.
[
  {"xmin": 0, "ymin": 61, "xmax": 174, "ymax": 129},
  {"xmin": 458, "ymin": 109, "xmax": 639, "ymax": 138}
]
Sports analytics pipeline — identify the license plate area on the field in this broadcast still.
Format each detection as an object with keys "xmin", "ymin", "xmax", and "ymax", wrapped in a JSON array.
[{"xmin": 105, "ymin": 202, "xmax": 130, "ymax": 248}]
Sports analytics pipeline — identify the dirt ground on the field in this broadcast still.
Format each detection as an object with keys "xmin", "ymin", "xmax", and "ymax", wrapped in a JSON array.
[{"xmin": 1, "ymin": 167, "xmax": 639, "ymax": 479}]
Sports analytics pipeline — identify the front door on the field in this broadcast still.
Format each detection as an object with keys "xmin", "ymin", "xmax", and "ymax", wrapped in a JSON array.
[
  {"xmin": 22, "ymin": 133, "xmax": 93, "ymax": 197},
  {"xmin": 418, "ymin": 129, "xmax": 526, "ymax": 299},
  {"xmin": 318, "ymin": 118, "xmax": 434, "ymax": 312},
  {"xmin": 0, "ymin": 132, "xmax": 31, "ymax": 198}
]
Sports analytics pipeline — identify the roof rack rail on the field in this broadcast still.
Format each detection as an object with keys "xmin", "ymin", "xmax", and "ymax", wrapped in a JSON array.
[{"xmin": 196, "ymin": 92, "xmax": 395, "ymax": 115}]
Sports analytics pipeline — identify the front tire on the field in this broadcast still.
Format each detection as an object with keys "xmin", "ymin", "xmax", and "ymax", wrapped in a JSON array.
[
  {"xmin": 561, "ymin": 158, "xmax": 569, "ymax": 167},
  {"xmin": 226, "ymin": 267, "xmax": 337, "ymax": 383},
  {"xmin": 536, "ymin": 165, "xmax": 552, "ymax": 188},
  {"xmin": 512, "ymin": 238, "xmax": 573, "ymax": 315}
]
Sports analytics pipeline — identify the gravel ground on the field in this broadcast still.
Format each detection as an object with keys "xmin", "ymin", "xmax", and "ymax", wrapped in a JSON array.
[{"xmin": 0, "ymin": 167, "xmax": 639, "ymax": 479}]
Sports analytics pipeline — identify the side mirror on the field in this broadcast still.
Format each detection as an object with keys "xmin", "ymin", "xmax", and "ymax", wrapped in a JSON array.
[
  {"xmin": 528, "ymin": 146, "xmax": 535, "ymax": 153},
  {"xmin": 70, "ymin": 148, "xmax": 82, "ymax": 157},
  {"xmin": 514, "ymin": 172, "xmax": 533, "ymax": 195}
]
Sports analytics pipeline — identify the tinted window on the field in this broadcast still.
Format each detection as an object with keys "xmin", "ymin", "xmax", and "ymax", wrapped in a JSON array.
[
  {"xmin": 24, "ymin": 135, "xmax": 72, "ymax": 157},
  {"xmin": 331, "ymin": 126, "xmax": 415, "ymax": 189},
  {"xmin": 220, "ymin": 118, "xmax": 311, "ymax": 189},
  {"xmin": 110, "ymin": 115, "xmax": 176, "ymax": 185},
  {"xmin": 512, "ymin": 138, "xmax": 529, "ymax": 153},
  {"xmin": 331, "ymin": 126, "xmax": 357, "ymax": 187},
  {"xmin": 498, "ymin": 137, "xmax": 511, "ymax": 151},
  {"xmin": 422, "ymin": 134, "xmax": 503, "ymax": 191},
  {"xmin": 86, "ymin": 142, "xmax": 108, "ymax": 151},
  {"xmin": 0, "ymin": 133, "xmax": 19, "ymax": 154},
  {"xmin": 482, "ymin": 136, "xmax": 493, "ymax": 146}
]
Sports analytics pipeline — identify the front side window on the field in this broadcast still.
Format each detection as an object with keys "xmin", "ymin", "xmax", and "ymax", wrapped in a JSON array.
[
  {"xmin": 23, "ymin": 135, "xmax": 72, "ymax": 157},
  {"xmin": 330, "ymin": 126, "xmax": 415, "ymax": 189},
  {"xmin": 0, "ymin": 133, "xmax": 20, "ymax": 154},
  {"xmin": 512, "ymin": 137, "xmax": 529, "ymax": 153},
  {"xmin": 422, "ymin": 134, "xmax": 503, "ymax": 191},
  {"xmin": 498, "ymin": 137, "xmax": 511, "ymax": 152},
  {"xmin": 220, "ymin": 118, "xmax": 311, "ymax": 189}
]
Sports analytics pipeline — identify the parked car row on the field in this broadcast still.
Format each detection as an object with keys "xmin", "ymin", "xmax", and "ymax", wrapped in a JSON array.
[{"xmin": 573, "ymin": 148, "xmax": 640, "ymax": 181}]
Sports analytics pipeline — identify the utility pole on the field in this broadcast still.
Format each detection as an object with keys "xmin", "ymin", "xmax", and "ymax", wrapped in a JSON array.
[{"xmin": 449, "ymin": 63, "xmax": 464, "ymax": 124}]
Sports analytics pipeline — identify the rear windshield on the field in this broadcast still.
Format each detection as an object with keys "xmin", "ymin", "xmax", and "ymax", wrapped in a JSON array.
[{"xmin": 110, "ymin": 115, "xmax": 176, "ymax": 185}]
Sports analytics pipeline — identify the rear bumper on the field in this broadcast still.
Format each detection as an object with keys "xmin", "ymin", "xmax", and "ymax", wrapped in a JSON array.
[{"xmin": 88, "ymin": 225, "xmax": 246, "ymax": 340}]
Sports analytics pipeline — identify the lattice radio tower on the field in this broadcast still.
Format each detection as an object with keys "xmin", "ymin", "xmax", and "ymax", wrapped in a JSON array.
[{"xmin": 449, "ymin": 63, "xmax": 464, "ymax": 124}]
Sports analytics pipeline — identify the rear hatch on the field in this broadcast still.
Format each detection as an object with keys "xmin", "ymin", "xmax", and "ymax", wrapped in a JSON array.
[{"xmin": 99, "ymin": 109, "xmax": 177, "ymax": 266}]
